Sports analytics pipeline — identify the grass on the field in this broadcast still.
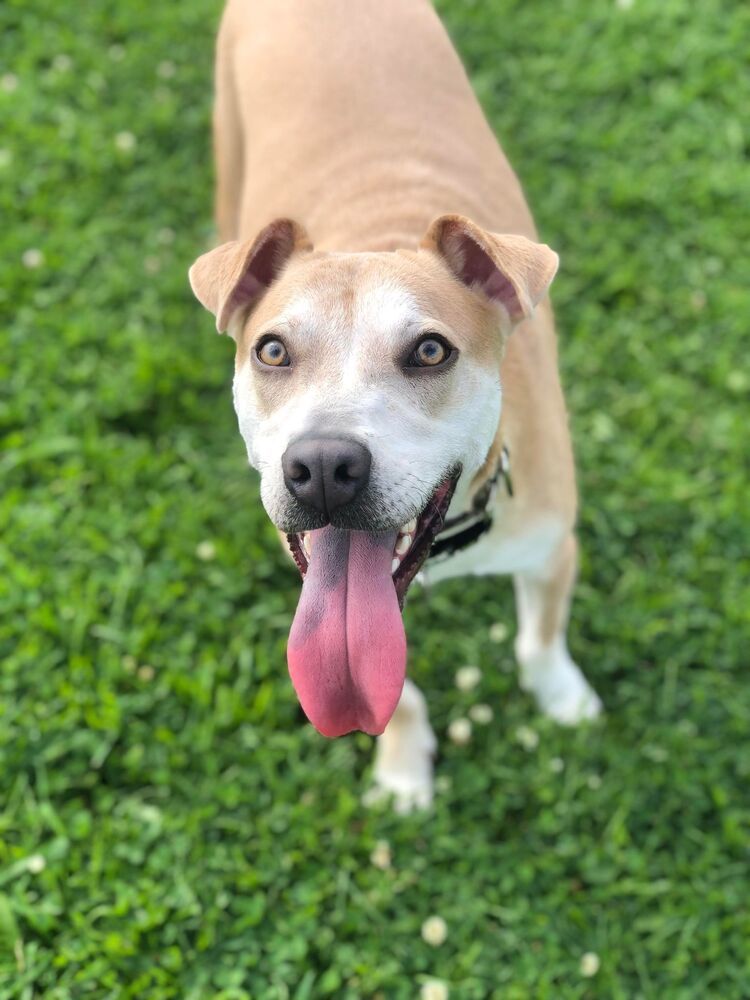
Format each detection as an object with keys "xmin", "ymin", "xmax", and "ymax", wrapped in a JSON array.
[{"xmin": 1, "ymin": 0, "xmax": 748, "ymax": 996}]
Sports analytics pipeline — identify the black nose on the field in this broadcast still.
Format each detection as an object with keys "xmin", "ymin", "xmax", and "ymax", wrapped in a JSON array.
[{"xmin": 282, "ymin": 436, "xmax": 372, "ymax": 517}]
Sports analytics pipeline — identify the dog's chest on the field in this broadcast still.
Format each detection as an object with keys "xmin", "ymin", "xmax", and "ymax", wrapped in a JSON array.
[{"xmin": 423, "ymin": 512, "xmax": 566, "ymax": 583}]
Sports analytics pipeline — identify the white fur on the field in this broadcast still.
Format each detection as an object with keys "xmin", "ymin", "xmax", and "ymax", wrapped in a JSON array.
[
  {"xmin": 234, "ymin": 270, "xmax": 501, "ymax": 530},
  {"xmin": 425, "ymin": 513, "xmax": 567, "ymax": 584},
  {"xmin": 515, "ymin": 634, "xmax": 602, "ymax": 724},
  {"xmin": 514, "ymin": 568, "xmax": 603, "ymax": 723},
  {"xmin": 368, "ymin": 679, "xmax": 436, "ymax": 813}
]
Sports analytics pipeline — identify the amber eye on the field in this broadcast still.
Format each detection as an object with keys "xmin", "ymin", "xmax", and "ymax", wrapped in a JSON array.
[
  {"xmin": 410, "ymin": 335, "xmax": 452, "ymax": 368},
  {"xmin": 256, "ymin": 337, "xmax": 290, "ymax": 367}
]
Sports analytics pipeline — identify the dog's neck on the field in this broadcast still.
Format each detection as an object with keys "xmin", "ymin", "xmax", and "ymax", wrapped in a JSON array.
[{"xmin": 429, "ymin": 442, "xmax": 512, "ymax": 563}]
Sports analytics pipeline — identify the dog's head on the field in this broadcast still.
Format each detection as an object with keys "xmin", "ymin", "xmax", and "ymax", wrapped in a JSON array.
[{"xmin": 189, "ymin": 215, "xmax": 557, "ymax": 737}]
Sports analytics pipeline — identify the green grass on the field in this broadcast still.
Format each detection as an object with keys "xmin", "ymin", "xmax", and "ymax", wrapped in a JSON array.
[{"xmin": 1, "ymin": 0, "xmax": 749, "ymax": 996}]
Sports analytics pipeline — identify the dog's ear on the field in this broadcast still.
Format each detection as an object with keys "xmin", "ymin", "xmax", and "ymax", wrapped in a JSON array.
[
  {"xmin": 421, "ymin": 214, "xmax": 558, "ymax": 323},
  {"xmin": 189, "ymin": 218, "xmax": 312, "ymax": 333}
]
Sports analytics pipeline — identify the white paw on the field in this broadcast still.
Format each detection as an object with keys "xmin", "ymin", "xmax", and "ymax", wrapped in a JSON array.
[
  {"xmin": 366, "ymin": 679, "xmax": 436, "ymax": 813},
  {"xmin": 532, "ymin": 673, "xmax": 603, "ymax": 725},
  {"xmin": 366, "ymin": 764, "xmax": 434, "ymax": 814},
  {"xmin": 518, "ymin": 640, "xmax": 603, "ymax": 726}
]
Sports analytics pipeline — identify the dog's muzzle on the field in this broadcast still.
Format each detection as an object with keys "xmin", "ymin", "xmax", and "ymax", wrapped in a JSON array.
[{"xmin": 281, "ymin": 434, "xmax": 372, "ymax": 519}]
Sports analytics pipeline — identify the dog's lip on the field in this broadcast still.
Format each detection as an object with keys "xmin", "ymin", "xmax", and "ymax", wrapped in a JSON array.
[{"xmin": 286, "ymin": 470, "xmax": 460, "ymax": 607}]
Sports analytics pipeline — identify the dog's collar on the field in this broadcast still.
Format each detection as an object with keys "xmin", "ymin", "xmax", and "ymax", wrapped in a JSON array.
[{"xmin": 428, "ymin": 446, "xmax": 512, "ymax": 561}]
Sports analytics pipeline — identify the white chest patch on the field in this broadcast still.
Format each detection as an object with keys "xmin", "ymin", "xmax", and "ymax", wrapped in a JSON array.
[{"xmin": 424, "ymin": 515, "xmax": 567, "ymax": 584}]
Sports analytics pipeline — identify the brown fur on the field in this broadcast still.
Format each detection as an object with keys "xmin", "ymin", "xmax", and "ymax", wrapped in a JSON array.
[
  {"xmin": 206, "ymin": 0, "xmax": 577, "ymax": 538},
  {"xmin": 199, "ymin": 0, "xmax": 583, "ymax": 705}
]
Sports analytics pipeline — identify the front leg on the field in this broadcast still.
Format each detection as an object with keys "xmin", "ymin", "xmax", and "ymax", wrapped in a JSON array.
[
  {"xmin": 514, "ymin": 533, "xmax": 602, "ymax": 724},
  {"xmin": 369, "ymin": 679, "xmax": 436, "ymax": 813}
]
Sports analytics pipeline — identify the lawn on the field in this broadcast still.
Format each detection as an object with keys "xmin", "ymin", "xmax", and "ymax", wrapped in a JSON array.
[{"xmin": 1, "ymin": 0, "xmax": 749, "ymax": 996}]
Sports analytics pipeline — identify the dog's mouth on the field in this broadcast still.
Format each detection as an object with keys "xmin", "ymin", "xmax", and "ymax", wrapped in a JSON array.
[
  {"xmin": 285, "ymin": 472, "xmax": 459, "ymax": 738},
  {"xmin": 287, "ymin": 473, "xmax": 458, "ymax": 606}
]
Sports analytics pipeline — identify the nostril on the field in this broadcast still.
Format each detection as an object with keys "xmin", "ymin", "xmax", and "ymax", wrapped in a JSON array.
[
  {"xmin": 290, "ymin": 462, "xmax": 311, "ymax": 484},
  {"xmin": 334, "ymin": 462, "xmax": 357, "ymax": 484}
]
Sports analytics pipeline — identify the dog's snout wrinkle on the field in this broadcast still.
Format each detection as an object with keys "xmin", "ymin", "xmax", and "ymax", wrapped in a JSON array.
[{"xmin": 282, "ymin": 436, "xmax": 372, "ymax": 518}]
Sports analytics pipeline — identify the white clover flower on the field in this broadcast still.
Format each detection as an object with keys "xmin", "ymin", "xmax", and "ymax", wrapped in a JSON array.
[
  {"xmin": 370, "ymin": 840, "xmax": 391, "ymax": 871},
  {"xmin": 421, "ymin": 915, "xmax": 448, "ymax": 947},
  {"xmin": 26, "ymin": 854, "xmax": 46, "ymax": 874},
  {"xmin": 515, "ymin": 725, "xmax": 539, "ymax": 751},
  {"xmin": 455, "ymin": 665, "xmax": 481, "ymax": 691},
  {"xmin": 587, "ymin": 773, "xmax": 602, "ymax": 790},
  {"xmin": 121, "ymin": 654, "xmax": 137, "ymax": 673},
  {"xmin": 615, "ymin": 0, "xmax": 634, "ymax": 7},
  {"xmin": 1, "ymin": 73, "xmax": 19, "ymax": 93},
  {"xmin": 489, "ymin": 621, "xmax": 508, "ymax": 643},
  {"xmin": 157, "ymin": 226, "xmax": 175, "ymax": 245},
  {"xmin": 52, "ymin": 54, "xmax": 72, "ymax": 72},
  {"xmin": 0, "ymin": 148, "xmax": 11, "ymax": 168},
  {"xmin": 580, "ymin": 952, "xmax": 600, "ymax": 977},
  {"xmin": 138, "ymin": 664, "xmax": 155, "ymax": 682},
  {"xmin": 549, "ymin": 756, "xmax": 565, "ymax": 773},
  {"xmin": 435, "ymin": 774, "xmax": 452, "ymax": 793},
  {"xmin": 143, "ymin": 256, "xmax": 160, "ymax": 275},
  {"xmin": 468, "ymin": 703, "xmax": 493, "ymax": 725},
  {"xmin": 108, "ymin": 44, "xmax": 125, "ymax": 61},
  {"xmin": 196, "ymin": 540, "xmax": 216, "ymax": 561},
  {"xmin": 157, "ymin": 60, "xmax": 176, "ymax": 79},
  {"xmin": 447, "ymin": 718, "xmax": 472, "ymax": 746},
  {"xmin": 677, "ymin": 718, "xmax": 698, "ymax": 737},
  {"xmin": 115, "ymin": 130, "xmax": 136, "ymax": 152},
  {"xmin": 136, "ymin": 803, "xmax": 162, "ymax": 825},
  {"xmin": 22, "ymin": 249, "xmax": 44, "ymax": 269},
  {"xmin": 421, "ymin": 980, "xmax": 449, "ymax": 1000}
]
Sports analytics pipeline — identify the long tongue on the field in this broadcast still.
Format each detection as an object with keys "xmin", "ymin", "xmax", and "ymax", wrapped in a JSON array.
[{"xmin": 287, "ymin": 527, "xmax": 406, "ymax": 737}]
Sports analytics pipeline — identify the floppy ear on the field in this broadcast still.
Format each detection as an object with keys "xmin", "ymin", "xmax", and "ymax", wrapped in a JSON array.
[
  {"xmin": 188, "ymin": 218, "xmax": 312, "ymax": 333},
  {"xmin": 421, "ymin": 214, "xmax": 559, "ymax": 323}
]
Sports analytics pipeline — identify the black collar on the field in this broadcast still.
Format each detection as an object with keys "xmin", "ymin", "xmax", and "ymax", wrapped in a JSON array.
[{"xmin": 428, "ymin": 446, "xmax": 512, "ymax": 561}]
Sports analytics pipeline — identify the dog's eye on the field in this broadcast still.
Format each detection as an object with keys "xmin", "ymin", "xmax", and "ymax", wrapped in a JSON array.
[
  {"xmin": 256, "ymin": 337, "xmax": 290, "ymax": 367},
  {"xmin": 409, "ymin": 335, "xmax": 453, "ymax": 368}
]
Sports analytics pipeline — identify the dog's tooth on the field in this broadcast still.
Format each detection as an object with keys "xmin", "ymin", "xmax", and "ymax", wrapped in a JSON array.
[
  {"xmin": 391, "ymin": 558, "xmax": 400, "ymax": 575},
  {"xmin": 396, "ymin": 534, "xmax": 411, "ymax": 555},
  {"xmin": 402, "ymin": 518, "xmax": 417, "ymax": 535},
  {"xmin": 302, "ymin": 534, "xmax": 311, "ymax": 558}
]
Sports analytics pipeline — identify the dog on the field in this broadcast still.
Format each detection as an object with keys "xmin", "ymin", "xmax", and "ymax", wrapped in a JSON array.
[{"xmin": 189, "ymin": 0, "xmax": 602, "ymax": 811}]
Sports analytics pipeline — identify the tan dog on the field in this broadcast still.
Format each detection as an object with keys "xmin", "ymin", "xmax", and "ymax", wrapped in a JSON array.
[{"xmin": 189, "ymin": 0, "xmax": 601, "ymax": 810}]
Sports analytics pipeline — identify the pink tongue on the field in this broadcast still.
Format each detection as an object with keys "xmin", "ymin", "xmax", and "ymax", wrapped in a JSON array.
[{"xmin": 287, "ymin": 527, "xmax": 406, "ymax": 737}]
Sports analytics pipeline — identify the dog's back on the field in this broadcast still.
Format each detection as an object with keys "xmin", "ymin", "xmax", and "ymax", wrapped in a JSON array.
[{"xmin": 215, "ymin": 0, "xmax": 535, "ymax": 249}]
